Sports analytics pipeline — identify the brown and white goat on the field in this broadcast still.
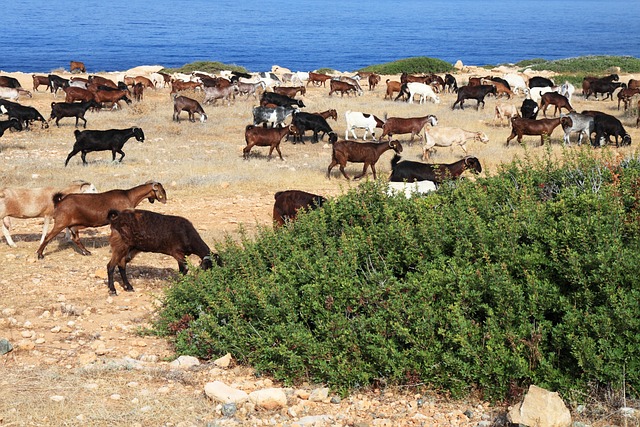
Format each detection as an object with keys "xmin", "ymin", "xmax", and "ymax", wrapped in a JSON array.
[
  {"xmin": 106, "ymin": 209, "xmax": 217, "ymax": 295},
  {"xmin": 36, "ymin": 181, "xmax": 167, "ymax": 259},
  {"xmin": 494, "ymin": 103, "xmax": 520, "ymax": 126},
  {"xmin": 327, "ymin": 139, "xmax": 403, "ymax": 180},
  {"xmin": 1, "ymin": 180, "xmax": 97, "ymax": 248}
]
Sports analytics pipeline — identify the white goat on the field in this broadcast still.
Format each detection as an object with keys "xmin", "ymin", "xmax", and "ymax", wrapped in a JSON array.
[
  {"xmin": 494, "ymin": 103, "xmax": 520, "ymax": 126},
  {"xmin": 423, "ymin": 127, "xmax": 489, "ymax": 160},
  {"xmin": 0, "ymin": 87, "xmax": 32, "ymax": 101},
  {"xmin": 502, "ymin": 73, "xmax": 528, "ymax": 95},
  {"xmin": 344, "ymin": 110, "xmax": 384, "ymax": 140},
  {"xmin": 407, "ymin": 82, "xmax": 440, "ymax": 104},
  {"xmin": 1, "ymin": 180, "xmax": 97, "ymax": 248},
  {"xmin": 559, "ymin": 81, "xmax": 575, "ymax": 102}
]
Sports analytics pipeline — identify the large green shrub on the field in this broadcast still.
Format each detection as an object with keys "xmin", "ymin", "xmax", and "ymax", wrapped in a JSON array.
[
  {"xmin": 156, "ymin": 148, "xmax": 640, "ymax": 400},
  {"xmin": 358, "ymin": 57, "xmax": 453, "ymax": 75},
  {"xmin": 161, "ymin": 61, "xmax": 248, "ymax": 74}
]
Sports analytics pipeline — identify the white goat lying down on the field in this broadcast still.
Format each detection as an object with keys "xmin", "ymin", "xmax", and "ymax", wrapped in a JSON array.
[
  {"xmin": 423, "ymin": 126, "xmax": 489, "ymax": 160},
  {"xmin": 0, "ymin": 180, "xmax": 97, "ymax": 247}
]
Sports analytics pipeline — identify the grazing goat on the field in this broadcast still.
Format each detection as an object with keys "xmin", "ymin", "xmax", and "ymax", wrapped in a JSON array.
[
  {"xmin": 503, "ymin": 73, "xmax": 528, "ymax": 95},
  {"xmin": 132, "ymin": 82, "xmax": 144, "ymax": 101},
  {"xmin": 344, "ymin": 110, "xmax": 385, "ymax": 140},
  {"xmin": 243, "ymin": 124, "xmax": 298, "ymax": 160},
  {"xmin": 252, "ymin": 105, "xmax": 296, "ymax": 128},
  {"xmin": 586, "ymin": 80, "xmax": 626, "ymax": 101},
  {"xmin": 560, "ymin": 112, "xmax": 594, "ymax": 145},
  {"xmin": 327, "ymin": 139, "xmax": 403, "ymax": 180},
  {"xmin": 444, "ymin": 74, "xmax": 458, "ymax": 93},
  {"xmin": 173, "ymin": 95, "xmax": 207, "ymax": 122},
  {"xmin": 1, "ymin": 181, "xmax": 97, "ymax": 248},
  {"xmin": 506, "ymin": 117, "xmax": 569, "ymax": 146},
  {"xmin": 92, "ymin": 88, "xmax": 132, "ymax": 110},
  {"xmin": 36, "ymin": 181, "xmax": 167, "ymax": 259},
  {"xmin": 70, "ymin": 61, "xmax": 86, "ymax": 73},
  {"xmin": 261, "ymin": 92, "xmax": 305, "ymax": 108},
  {"xmin": 203, "ymin": 83, "xmax": 239, "ymax": 106},
  {"xmin": 422, "ymin": 127, "xmax": 489, "ymax": 160},
  {"xmin": 65, "ymin": 127, "xmax": 145, "ymax": 166},
  {"xmin": 521, "ymin": 99, "xmax": 539, "ymax": 119},
  {"xmin": 273, "ymin": 190, "xmax": 326, "ymax": 227},
  {"xmin": 170, "ymin": 79, "xmax": 203, "ymax": 94},
  {"xmin": 380, "ymin": 114, "xmax": 438, "ymax": 142},
  {"xmin": 494, "ymin": 103, "xmax": 520, "ymax": 126},
  {"xmin": 106, "ymin": 209, "xmax": 216, "ymax": 295},
  {"xmin": 291, "ymin": 112, "xmax": 336, "ymax": 143},
  {"xmin": 406, "ymin": 82, "xmax": 440, "ymax": 104},
  {"xmin": 452, "ymin": 85, "xmax": 497, "ymax": 110},
  {"xmin": 368, "ymin": 74, "xmax": 381, "ymax": 90},
  {"xmin": 559, "ymin": 81, "xmax": 575, "ymax": 102},
  {"xmin": 64, "ymin": 86, "xmax": 95, "ymax": 103},
  {"xmin": 49, "ymin": 100, "xmax": 101, "ymax": 128},
  {"xmin": 525, "ymin": 86, "xmax": 556, "ymax": 103},
  {"xmin": 539, "ymin": 92, "xmax": 574, "ymax": 117},
  {"xmin": 617, "ymin": 87, "xmax": 640, "ymax": 110},
  {"xmin": 329, "ymin": 80, "xmax": 358, "ymax": 97},
  {"xmin": 0, "ymin": 76, "xmax": 22, "ymax": 89},
  {"xmin": 529, "ymin": 76, "xmax": 554, "ymax": 88},
  {"xmin": 0, "ymin": 118, "xmax": 22, "ymax": 137},
  {"xmin": 389, "ymin": 154, "xmax": 482, "ymax": 183},
  {"xmin": 273, "ymin": 86, "xmax": 306, "ymax": 98},
  {"xmin": 593, "ymin": 114, "xmax": 631, "ymax": 147},
  {"xmin": 0, "ymin": 101, "xmax": 49, "ymax": 129},
  {"xmin": 0, "ymin": 87, "xmax": 32, "ymax": 101}
]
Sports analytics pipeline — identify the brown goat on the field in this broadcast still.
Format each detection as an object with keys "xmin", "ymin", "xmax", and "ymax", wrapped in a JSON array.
[
  {"xmin": 36, "ymin": 181, "xmax": 167, "ymax": 259},
  {"xmin": 327, "ymin": 139, "xmax": 403, "ymax": 180},
  {"xmin": 384, "ymin": 80, "xmax": 404, "ymax": 100},
  {"xmin": 88, "ymin": 75, "xmax": 117, "ymax": 88},
  {"xmin": 313, "ymin": 109, "xmax": 338, "ymax": 121},
  {"xmin": 173, "ymin": 95, "xmax": 207, "ymax": 122},
  {"xmin": 540, "ymin": 92, "xmax": 574, "ymax": 117},
  {"xmin": 273, "ymin": 86, "xmax": 306, "ymax": 97},
  {"xmin": 506, "ymin": 116, "xmax": 570, "ymax": 146},
  {"xmin": 64, "ymin": 86, "xmax": 95, "ymax": 103},
  {"xmin": 106, "ymin": 209, "xmax": 216, "ymax": 295},
  {"xmin": 32, "ymin": 75, "xmax": 50, "ymax": 92},
  {"xmin": 484, "ymin": 79, "xmax": 514, "ymax": 99},
  {"xmin": 307, "ymin": 72, "xmax": 332, "ymax": 87},
  {"xmin": 273, "ymin": 190, "xmax": 326, "ymax": 227},
  {"xmin": 243, "ymin": 124, "xmax": 298, "ymax": 160},
  {"xmin": 93, "ymin": 89, "xmax": 132, "ymax": 109},
  {"xmin": 70, "ymin": 61, "xmax": 86, "ymax": 73},
  {"xmin": 368, "ymin": 74, "xmax": 381, "ymax": 90},
  {"xmin": 380, "ymin": 114, "xmax": 438, "ymax": 142},
  {"xmin": 617, "ymin": 87, "xmax": 640, "ymax": 110},
  {"xmin": 170, "ymin": 79, "xmax": 203, "ymax": 94},
  {"xmin": 133, "ymin": 83, "xmax": 144, "ymax": 101}
]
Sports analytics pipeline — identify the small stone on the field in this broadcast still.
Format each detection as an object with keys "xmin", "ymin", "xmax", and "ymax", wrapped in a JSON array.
[
  {"xmin": 50, "ymin": 326, "xmax": 61, "ymax": 333},
  {"xmin": 1, "ymin": 308, "xmax": 16, "ymax": 316},
  {"xmin": 21, "ymin": 331, "xmax": 33, "ymax": 338},
  {"xmin": 110, "ymin": 394, "xmax": 121, "ymax": 400},
  {"xmin": 330, "ymin": 396, "xmax": 341, "ymax": 404},
  {"xmin": 50, "ymin": 395, "xmax": 65, "ymax": 402},
  {"xmin": 170, "ymin": 355, "xmax": 200, "ymax": 368},
  {"xmin": 0, "ymin": 338, "xmax": 13, "ymax": 355},
  {"xmin": 309, "ymin": 387, "xmax": 329, "ymax": 402},
  {"xmin": 214, "ymin": 352, "xmax": 232, "ymax": 368},
  {"xmin": 221, "ymin": 403, "xmax": 237, "ymax": 417},
  {"xmin": 35, "ymin": 338, "xmax": 46, "ymax": 344}
]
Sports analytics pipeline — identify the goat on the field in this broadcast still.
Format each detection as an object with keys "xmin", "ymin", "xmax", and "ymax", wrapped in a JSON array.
[
  {"xmin": 0, "ymin": 76, "xmax": 22, "ymax": 89},
  {"xmin": 132, "ymin": 82, "xmax": 144, "ymax": 101},
  {"xmin": 0, "ymin": 87, "xmax": 32, "ymax": 101},
  {"xmin": 559, "ymin": 81, "xmax": 575, "ymax": 102},
  {"xmin": 173, "ymin": 95, "xmax": 207, "ymax": 122},
  {"xmin": 1, "ymin": 180, "xmax": 97, "ymax": 248},
  {"xmin": 540, "ymin": 92, "xmax": 574, "ymax": 117},
  {"xmin": 528, "ymin": 76, "xmax": 555, "ymax": 88},
  {"xmin": 344, "ymin": 110, "xmax": 385, "ymax": 140},
  {"xmin": 483, "ymin": 79, "xmax": 514, "ymax": 99},
  {"xmin": 328, "ymin": 79, "xmax": 358, "ymax": 97},
  {"xmin": 291, "ymin": 112, "xmax": 336, "ymax": 143},
  {"xmin": 48, "ymin": 75, "xmax": 70, "ymax": 96},
  {"xmin": 617, "ymin": 87, "xmax": 640, "ymax": 110},
  {"xmin": 502, "ymin": 73, "xmax": 528, "ymax": 95},
  {"xmin": 406, "ymin": 82, "xmax": 440, "ymax": 104},
  {"xmin": 252, "ymin": 105, "xmax": 296, "ymax": 128},
  {"xmin": 521, "ymin": 99, "xmax": 540, "ymax": 119},
  {"xmin": 593, "ymin": 114, "xmax": 632, "ymax": 147},
  {"xmin": 236, "ymin": 80, "xmax": 266, "ymax": 99},
  {"xmin": 63, "ymin": 86, "xmax": 95, "ymax": 103},
  {"xmin": 32, "ymin": 75, "xmax": 51, "ymax": 92},
  {"xmin": 261, "ymin": 92, "xmax": 305, "ymax": 108},
  {"xmin": 65, "ymin": 127, "xmax": 145, "ymax": 166},
  {"xmin": 243, "ymin": 124, "xmax": 298, "ymax": 160},
  {"xmin": 380, "ymin": 114, "xmax": 438, "ymax": 143},
  {"xmin": 384, "ymin": 80, "xmax": 404, "ymax": 100},
  {"xmin": 525, "ymin": 86, "xmax": 557, "ymax": 103},
  {"xmin": 0, "ymin": 101, "xmax": 48, "ymax": 130},
  {"xmin": 106, "ymin": 209, "xmax": 216, "ymax": 295},
  {"xmin": 273, "ymin": 86, "xmax": 306, "ymax": 98},
  {"xmin": 586, "ymin": 80, "xmax": 626, "ymax": 101},
  {"xmin": 494, "ymin": 103, "xmax": 520, "ymax": 126},
  {"xmin": 368, "ymin": 74, "xmax": 381, "ymax": 90},
  {"xmin": 452, "ymin": 85, "xmax": 497, "ymax": 110},
  {"xmin": 307, "ymin": 72, "xmax": 332, "ymax": 87},
  {"xmin": 444, "ymin": 74, "xmax": 458, "ymax": 93},
  {"xmin": 70, "ymin": 61, "xmax": 86, "ymax": 73},
  {"xmin": 314, "ymin": 109, "xmax": 338, "ymax": 121},
  {"xmin": 49, "ymin": 100, "xmax": 101, "ymax": 128},
  {"xmin": 327, "ymin": 139, "xmax": 403, "ymax": 180},
  {"xmin": 422, "ymin": 127, "xmax": 489, "ymax": 160},
  {"xmin": 92, "ymin": 88, "xmax": 132, "ymax": 110},
  {"xmin": 389, "ymin": 153, "xmax": 482, "ymax": 183},
  {"xmin": 506, "ymin": 116, "xmax": 569, "ymax": 146},
  {"xmin": 203, "ymin": 83, "xmax": 239, "ymax": 106},
  {"xmin": 560, "ymin": 112, "xmax": 594, "ymax": 145},
  {"xmin": 170, "ymin": 79, "xmax": 203, "ymax": 94},
  {"xmin": 36, "ymin": 181, "xmax": 167, "ymax": 259},
  {"xmin": 0, "ymin": 118, "xmax": 22, "ymax": 137},
  {"xmin": 273, "ymin": 190, "xmax": 326, "ymax": 227}
]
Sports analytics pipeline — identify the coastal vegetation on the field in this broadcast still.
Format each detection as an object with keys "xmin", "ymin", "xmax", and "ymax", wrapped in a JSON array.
[{"xmin": 157, "ymin": 147, "xmax": 640, "ymax": 401}]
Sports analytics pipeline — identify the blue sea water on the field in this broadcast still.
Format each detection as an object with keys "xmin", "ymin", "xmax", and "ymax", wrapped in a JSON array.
[{"xmin": 4, "ymin": 0, "xmax": 640, "ymax": 73}]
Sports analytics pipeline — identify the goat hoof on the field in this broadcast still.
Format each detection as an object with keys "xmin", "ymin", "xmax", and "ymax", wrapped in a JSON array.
[
  {"xmin": 109, "ymin": 290, "xmax": 117, "ymax": 296},
  {"xmin": 124, "ymin": 287, "xmax": 134, "ymax": 292},
  {"xmin": 37, "ymin": 253, "xmax": 44, "ymax": 260}
]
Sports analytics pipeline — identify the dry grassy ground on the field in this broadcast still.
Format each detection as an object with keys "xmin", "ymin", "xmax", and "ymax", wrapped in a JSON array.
[{"xmin": 1, "ymin": 68, "xmax": 639, "ymax": 426}]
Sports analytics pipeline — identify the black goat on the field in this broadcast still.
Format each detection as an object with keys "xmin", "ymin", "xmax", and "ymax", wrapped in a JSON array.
[
  {"xmin": 106, "ymin": 209, "xmax": 218, "ymax": 295},
  {"xmin": 291, "ymin": 112, "xmax": 336, "ymax": 143},
  {"xmin": 49, "ymin": 100, "xmax": 101, "ymax": 128},
  {"xmin": 593, "ymin": 114, "xmax": 632, "ymax": 147},
  {"xmin": 0, "ymin": 118, "xmax": 22, "ymax": 137},
  {"xmin": 389, "ymin": 154, "xmax": 482, "ymax": 183},
  {"xmin": 64, "ymin": 127, "xmax": 145, "ymax": 166},
  {"xmin": 260, "ymin": 92, "xmax": 305, "ymax": 108},
  {"xmin": 48, "ymin": 74, "xmax": 70, "ymax": 96},
  {"xmin": 521, "ymin": 99, "xmax": 539, "ymax": 119},
  {"xmin": 0, "ymin": 101, "xmax": 49, "ymax": 129}
]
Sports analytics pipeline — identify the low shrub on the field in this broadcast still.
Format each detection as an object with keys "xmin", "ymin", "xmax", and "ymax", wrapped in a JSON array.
[
  {"xmin": 161, "ymin": 61, "xmax": 248, "ymax": 75},
  {"xmin": 358, "ymin": 57, "xmax": 453, "ymax": 75},
  {"xmin": 156, "ymin": 148, "xmax": 640, "ymax": 401}
]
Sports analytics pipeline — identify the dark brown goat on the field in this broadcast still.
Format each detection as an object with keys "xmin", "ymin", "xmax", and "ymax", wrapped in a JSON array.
[
  {"xmin": 272, "ymin": 190, "xmax": 326, "ymax": 227},
  {"xmin": 380, "ymin": 114, "xmax": 438, "ymax": 142},
  {"xmin": 327, "ymin": 139, "xmax": 403, "ymax": 180},
  {"xmin": 389, "ymin": 154, "xmax": 482, "ymax": 183},
  {"xmin": 506, "ymin": 116, "xmax": 570, "ymax": 146},
  {"xmin": 132, "ymin": 83, "xmax": 144, "ymax": 101},
  {"xmin": 36, "ymin": 181, "xmax": 167, "ymax": 259},
  {"xmin": 617, "ymin": 87, "xmax": 640, "ymax": 110},
  {"xmin": 32, "ymin": 75, "xmax": 50, "ymax": 92},
  {"xmin": 307, "ymin": 72, "xmax": 332, "ymax": 87},
  {"xmin": 173, "ymin": 95, "xmax": 207, "ymax": 122},
  {"xmin": 243, "ymin": 124, "xmax": 298, "ymax": 160},
  {"xmin": 540, "ymin": 92, "xmax": 574, "ymax": 117},
  {"xmin": 106, "ymin": 209, "xmax": 216, "ymax": 295},
  {"xmin": 368, "ymin": 74, "xmax": 381, "ymax": 90},
  {"xmin": 64, "ymin": 86, "xmax": 95, "ymax": 103}
]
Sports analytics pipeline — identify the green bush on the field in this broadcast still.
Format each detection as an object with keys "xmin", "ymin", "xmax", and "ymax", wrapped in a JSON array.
[
  {"xmin": 156, "ymin": 148, "xmax": 640, "ymax": 400},
  {"xmin": 161, "ymin": 61, "xmax": 248, "ymax": 74},
  {"xmin": 358, "ymin": 57, "xmax": 453, "ymax": 75},
  {"xmin": 518, "ymin": 56, "xmax": 640, "ymax": 74}
]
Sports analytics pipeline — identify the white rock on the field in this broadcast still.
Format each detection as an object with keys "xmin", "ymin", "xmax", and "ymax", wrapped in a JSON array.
[
  {"xmin": 248, "ymin": 388, "xmax": 287, "ymax": 410},
  {"xmin": 309, "ymin": 387, "xmax": 329, "ymax": 402},
  {"xmin": 507, "ymin": 384, "xmax": 571, "ymax": 427},
  {"xmin": 214, "ymin": 352, "xmax": 232, "ymax": 368},
  {"xmin": 50, "ymin": 395, "xmax": 65, "ymax": 402},
  {"xmin": 204, "ymin": 381, "xmax": 249, "ymax": 404},
  {"xmin": 170, "ymin": 355, "xmax": 200, "ymax": 368}
]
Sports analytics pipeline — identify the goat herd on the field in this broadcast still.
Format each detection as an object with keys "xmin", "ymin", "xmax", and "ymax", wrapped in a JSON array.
[{"xmin": 1, "ymin": 65, "xmax": 639, "ymax": 295}]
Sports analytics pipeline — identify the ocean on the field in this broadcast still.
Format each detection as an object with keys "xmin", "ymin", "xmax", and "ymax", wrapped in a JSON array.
[{"xmin": 4, "ymin": 0, "xmax": 640, "ymax": 73}]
